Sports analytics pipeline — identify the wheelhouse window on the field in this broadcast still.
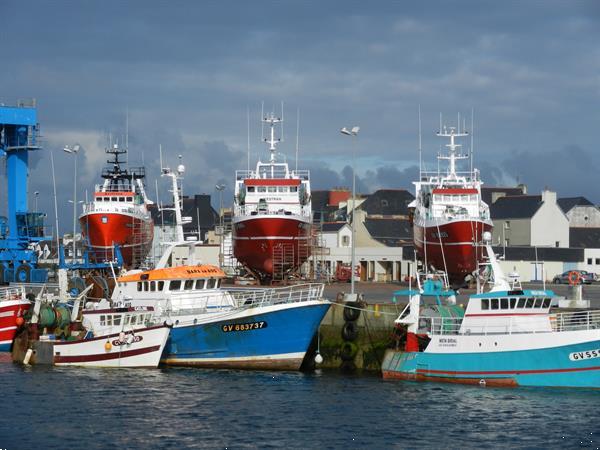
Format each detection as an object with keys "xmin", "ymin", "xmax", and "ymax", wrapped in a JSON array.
[
  {"xmin": 500, "ymin": 298, "xmax": 509, "ymax": 309},
  {"xmin": 137, "ymin": 282, "xmax": 142, "ymax": 292},
  {"xmin": 113, "ymin": 315, "xmax": 121, "ymax": 326},
  {"xmin": 257, "ymin": 186, "xmax": 267, "ymax": 192},
  {"xmin": 510, "ymin": 298, "xmax": 517, "ymax": 309},
  {"xmin": 126, "ymin": 197, "xmax": 133, "ymax": 202},
  {"xmin": 195, "ymin": 279, "xmax": 206, "ymax": 290},
  {"xmin": 185, "ymin": 279, "xmax": 194, "ymax": 290},
  {"xmin": 491, "ymin": 298, "xmax": 499, "ymax": 310},
  {"xmin": 290, "ymin": 186, "xmax": 298, "ymax": 192},
  {"xmin": 543, "ymin": 298, "xmax": 551, "ymax": 308},
  {"xmin": 158, "ymin": 281, "xmax": 164, "ymax": 291},
  {"xmin": 267, "ymin": 186, "xmax": 277, "ymax": 193},
  {"xmin": 534, "ymin": 298, "xmax": 543, "ymax": 308},
  {"xmin": 143, "ymin": 282, "xmax": 149, "ymax": 292},
  {"xmin": 119, "ymin": 197, "xmax": 125, "ymax": 202},
  {"xmin": 208, "ymin": 278, "xmax": 217, "ymax": 289},
  {"xmin": 278, "ymin": 186, "xmax": 287, "ymax": 192},
  {"xmin": 247, "ymin": 186, "xmax": 255, "ymax": 192},
  {"xmin": 150, "ymin": 281, "xmax": 156, "ymax": 292},
  {"xmin": 525, "ymin": 298, "xmax": 534, "ymax": 308},
  {"xmin": 481, "ymin": 299, "xmax": 489, "ymax": 310},
  {"xmin": 170, "ymin": 280, "xmax": 181, "ymax": 291}
]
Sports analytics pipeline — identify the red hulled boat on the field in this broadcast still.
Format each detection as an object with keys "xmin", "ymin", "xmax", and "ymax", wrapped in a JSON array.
[
  {"xmin": 0, "ymin": 287, "xmax": 31, "ymax": 352},
  {"xmin": 233, "ymin": 112, "xmax": 312, "ymax": 283},
  {"xmin": 410, "ymin": 121, "xmax": 493, "ymax": 284},
  {"xmin": 79, "ymin": 144, "xmax": 154, "ymax": 268}
]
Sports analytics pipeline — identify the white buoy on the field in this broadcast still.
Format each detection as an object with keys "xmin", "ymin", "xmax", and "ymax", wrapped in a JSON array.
[
  {"xmin": 315, "ymin": 353, "xmax": 323, "ymax": 364},
  {"xmin": 23, "ymin": 348, "xmax": 33, "ymax": 365}
]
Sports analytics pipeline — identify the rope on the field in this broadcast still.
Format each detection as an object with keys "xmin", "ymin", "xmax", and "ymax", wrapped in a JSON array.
[{"xmin": 330, "ymin": 301, "xmax": 399, "ymax": 317}]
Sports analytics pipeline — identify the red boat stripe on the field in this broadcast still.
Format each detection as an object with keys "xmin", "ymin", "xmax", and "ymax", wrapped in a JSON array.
[
  {"xmin": 54, "ymin": 345, "xmax": 161, "ymax": 363},
  {"xmin": 244, "ymin": 179, "xmax": 301, "ymax": 186},
  {"xmin": 52, "ymin": 325, "xmax": 167, "ymax": 345},
  {"xmin": 432, "ymin": 188, "xmax": 478, "ymax": 194},
  {"xmin": 417, "ymin": 365, "xmax": 600, "ymax": 376}
]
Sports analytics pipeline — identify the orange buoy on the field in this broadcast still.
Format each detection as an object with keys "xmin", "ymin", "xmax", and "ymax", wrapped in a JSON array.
[
  {"xmin": 15, "ymin": 317, "xmax": 24, "ymax": 326},
  {"xmin": 104, "ymin": 341, "xmax": 112, "ymax": 351}
]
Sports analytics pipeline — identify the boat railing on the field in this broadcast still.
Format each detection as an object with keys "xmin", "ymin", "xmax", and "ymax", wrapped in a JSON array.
[
  {"xmin": 228, "ymin": 283, "xmax": 325, "ymax": 308},
  {"xmin": 428, "ymin": 310, "xmax": 600, "ymax": 336},
  {"xmin": 0, "ymin": 286, "xmax": 26, "ymax": 302},
  {"xmin": 93, "ymin": 184, "xmax": 136, "ymax": 193},
  {"xmin": 82, "ymin": 203, "xmax": 148, "ymax": 216},
  {"xmin": 552, "ymin": 310, "xmax": 600, "ymax": 332},
  {"xmin": 234, "ymin": 204, "xmax": 312, "ymax": 218},
  {"xmin": 235, "ymin": 169, "xmax": 310, "ymax": 181}
]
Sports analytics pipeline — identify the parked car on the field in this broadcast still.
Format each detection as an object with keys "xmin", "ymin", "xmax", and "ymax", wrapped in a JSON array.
[{"xmin": 552, "ymin": 270, "xmax": 596, "ymax": 285}]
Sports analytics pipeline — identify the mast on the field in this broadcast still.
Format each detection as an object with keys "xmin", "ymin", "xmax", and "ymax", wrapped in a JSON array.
[{"xmin": 436, "ymin": 118, "xmax": 469, "ymax": 180}]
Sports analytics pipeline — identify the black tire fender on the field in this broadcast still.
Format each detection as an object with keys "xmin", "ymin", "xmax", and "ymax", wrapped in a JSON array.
[
  {"xmin": 340, "ymin": 341, "xmax": 358, "ymax": 361},
  {"xmin": 341, "ymin": 321, "xmax": 359, "ymax": 341},
  {"xmin": 343, "ymin": 302, "xmax": 361, "ymax": 322}
]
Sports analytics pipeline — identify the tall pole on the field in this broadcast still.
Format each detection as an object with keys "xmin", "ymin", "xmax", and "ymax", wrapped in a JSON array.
[
  {"xmin": 73, "ymin": 153, "xmax": 77, "ymax": 263},
  {"xmin": 340, "ymin": 126, "xmax": 360, "ymax": 296},
  {"xmin": 216, "ymin": 184, "xmax": 226, "ymax": 267}
]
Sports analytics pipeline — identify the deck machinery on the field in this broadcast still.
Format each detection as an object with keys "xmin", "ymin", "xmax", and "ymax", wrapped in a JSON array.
[{"xmin": 0, "ymin": 100, "xmax": 48, "ymax": 283}]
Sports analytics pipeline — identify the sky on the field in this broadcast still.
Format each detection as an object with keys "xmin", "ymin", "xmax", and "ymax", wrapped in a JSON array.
[{"xmin": 1, "ymin": 0, "xmax": 600, "ymax": 234}]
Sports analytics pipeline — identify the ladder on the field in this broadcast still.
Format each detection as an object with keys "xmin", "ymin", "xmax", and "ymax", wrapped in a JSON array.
[{"xmin": 272, "ymin": 243, "xmax": 294, "ymax": 283}]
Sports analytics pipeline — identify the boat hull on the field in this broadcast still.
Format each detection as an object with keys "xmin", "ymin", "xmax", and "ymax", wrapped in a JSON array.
[
  {"xmin": 161, "ymin": 301, "xmax": 330, "ymax": 370},
  {"xmin": 79, "ymin": 211, "xmax": 154, "ymax": 267},
  {"xmin": 382, "ymin": 335, "xmax": 600, "ymax": 388},
  {"xmin": 413, "ymin": 219, "xmax": 493, "ymax": 283},
  {"xmin": 0, "ymin": 300, "xmax": 30, "ymax": 352},
  {"xmin": 232, "ymin": 215, "xmax": 312, "ymax": 281},
  {"xmin": 13, "ymin": 325, "xmax": 170, "ymax": 368}
]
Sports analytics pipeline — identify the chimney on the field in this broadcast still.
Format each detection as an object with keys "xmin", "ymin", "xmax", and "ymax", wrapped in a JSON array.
[
  {"xmin": 541, "ymin": 189, "xmax": 556, "ymax": 204},
  {"xmin": 491, "ymin": 192, "xmax": 506, "ymax": 204}
]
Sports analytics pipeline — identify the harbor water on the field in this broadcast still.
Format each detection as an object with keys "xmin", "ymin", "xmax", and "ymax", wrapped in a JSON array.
[{"xmin": 2, "ymin": 359, "xmax": 600, "ymax": 449}]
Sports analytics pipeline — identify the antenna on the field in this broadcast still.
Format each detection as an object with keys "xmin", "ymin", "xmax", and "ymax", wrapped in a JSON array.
[
  {"xmin": 295, "ymin": 107, "xmax": 300, "ymax": 172},
  {"xmin": 439, "ymin": 112, "xmax": 442, "ymax": 134},
  {"xmin": 418, "ymin": 105, "xmax": 422, "ymax": 177},
  {"xmin": 159, "ymin": 144, "xmax": 164, "ymax": 171},
  {"xmin": 125, "ymin": 107, "xmax": 129, "ymax": 166},
  {"xmin": 281, "ymin": 101, "xmax": 284, "ymax": 143},
  {"xmin": 457, "ymin": 112, "xmax": 461, "ymax": 134},
  {"xmin": 261, "ymin": 101, "xmax": 265, "ymax": 143},
  {"xmin": 247, "ymin": 106, "xmax": 250, "ymax": 172},
  {"xmin": 470, "ymin": 108, "xmax": 474, "ymax": 174}
]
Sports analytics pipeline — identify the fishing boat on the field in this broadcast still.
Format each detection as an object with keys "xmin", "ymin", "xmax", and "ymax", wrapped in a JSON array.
[
  {"xmin": 232, "ymin": 110, "xmax": 312, "ymax": 283},
  {"xmin": 382, "ymin": 232, "xmax": 600, "ymax": 388},
  {"xmin": 108, "ymin": 161, "xmax": 329, "ymax": 370},
  {"xmin": 12, "ymin": 293, "xmax": 170, "ymax": 368},
  {"xmin": 79, "ymin": 143, "xmax": 154, "ymax": 268},
  {"xmin": 410, "ymin": 119, "xmax": 492, "ymax": 285},
  {"xmin": 0, "ymin": 286, "xmax": 31, "ymax": 352}
]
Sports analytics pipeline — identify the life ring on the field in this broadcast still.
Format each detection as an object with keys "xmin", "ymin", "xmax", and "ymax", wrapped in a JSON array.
[{"xmin": 568, "ymin": 271, "xmax": 581, "ymax": 286}]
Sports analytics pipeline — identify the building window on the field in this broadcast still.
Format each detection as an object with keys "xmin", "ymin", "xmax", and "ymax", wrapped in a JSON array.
[
  {"xmin": 596, "ymin": 259, "xmax": 600, "ymax": 265},
  {"xmin": 588, "ymin": 258, "xmax": 593, "ymax": 265},
  {"xmin": 555, "ymin": 241, "xmax": 560, "ymax": 248},
  {"xmin": 342, "ymin": 235, "xmax": 350, "ymax": 247},
  {"xmin": 505, "ymin": 221, "xmax": 510, "ymax": 229}
]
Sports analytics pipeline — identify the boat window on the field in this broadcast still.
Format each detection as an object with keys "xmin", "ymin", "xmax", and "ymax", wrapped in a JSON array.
[
  {"xmin": 119, "ymin": 197, "xmax": 125, "ymax": 202},
  {"xmin": 195, "ymin": 279, "xmax": 206, "ymax": 290},
  {"xmin": 247, "ymin": 186, "xmax": 255, "ymax": 192},
  {"xmin": 208, "ymin": 278, "xmax": 216, "ymax": 289},
  {"xmin": 500, "ymin": 298, "xmax": 509, "ymax": 309},
  {"xmin": 461, "ymin": 195, "xmax": 468, "ymax": 202},
  {"xmin": 130, "ymin": 315, "xmax": 137, "ymax": 325},
  {"xmin": 534, "ymin": 298, "xmax": 543, "ymax": 308},
  {"xmin": 267, "ymin": 186, "xmax": 277, "ymax": 192},
  {"xmin": 481, "ymin": 299, "xmax": 489, "ymax": 310},
  {"xmin": 257, "ymin": 187, "xmax": 267, "ymax": 193},
  {"xmin": 150, "ymin": 281, "xmax": 156, "ymax": 292},
  {"xmin": 185, "ymin": 279, "xmax": 194, "ymax": 290},
  {"xmin": 104, "ymin": 197, "xmax": 110, "ymax": 202},
  {"xmin": 290, "ymin": 186, "xmax": 297, "ymax": 192},
  {"xmin": 158, "ymin": 281, "xmax": 164, "ymax": 291},
  {"xmin": 100, "ymin": 315, "xmax": 105, "ymax": 325},
  {"xmin": 543, "ymin": 298, "xmax": 551, "ymax": 308},
  {"xmin": 510, "ymin": 298, "xmax": 517, "ymax": 309},
  {"xmin": 216, "ymin": 279, "xmax": 221, "ymax": 288},
  {"xmin": 170, "ymin": 280, "xmax": 181, "ymax": 291},
  {"xmin": 143, "ymin": 282, "xmax": 149, "ymax": 292},
  {"xmin": 96, "ymin": 197, "xmax": 103, "ymax": 202},
  {"xmin": 517, "ymin": 298, "xmax": 525, "ymax": 308},
  {"xmin": 106, "ymin": 315, "xmax": 112, "ymax": 326},
  {"xmin": 137, "ymin": 282, "xmax": 142, "ymax": 292},
  {"xmin": 126, "ymin": 197, "xmax": 133, "ymax": 202},
  {"xmin": 124, "ymin": 316, "xmax": 131, "ymax": 325},
  {"xmin": 491, "ymin": 298, "xmax": 499, "ymax": 310},
  {"xmin": 113, "ymin": 315, "xmax": 121, "ymax": 326},
  {"xmin": 278, "ymin": 186, "xmax": 287, "ymax": 192},
  {"xmin": 525, "ymin": 298, "xmax": 534, "ymax": 308}
]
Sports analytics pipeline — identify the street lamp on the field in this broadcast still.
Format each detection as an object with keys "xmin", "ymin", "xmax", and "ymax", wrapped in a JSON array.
[
  {"xmin": 64, "ymin": 144, "xmax": 80, "ymax": 263},
  {"xmin": 340, "ymin": 126, "xmax": 360, "ymax": 297},
  {"xmin": 215, "ymin": 184, "xmax": 226, "ymax": 267}
]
